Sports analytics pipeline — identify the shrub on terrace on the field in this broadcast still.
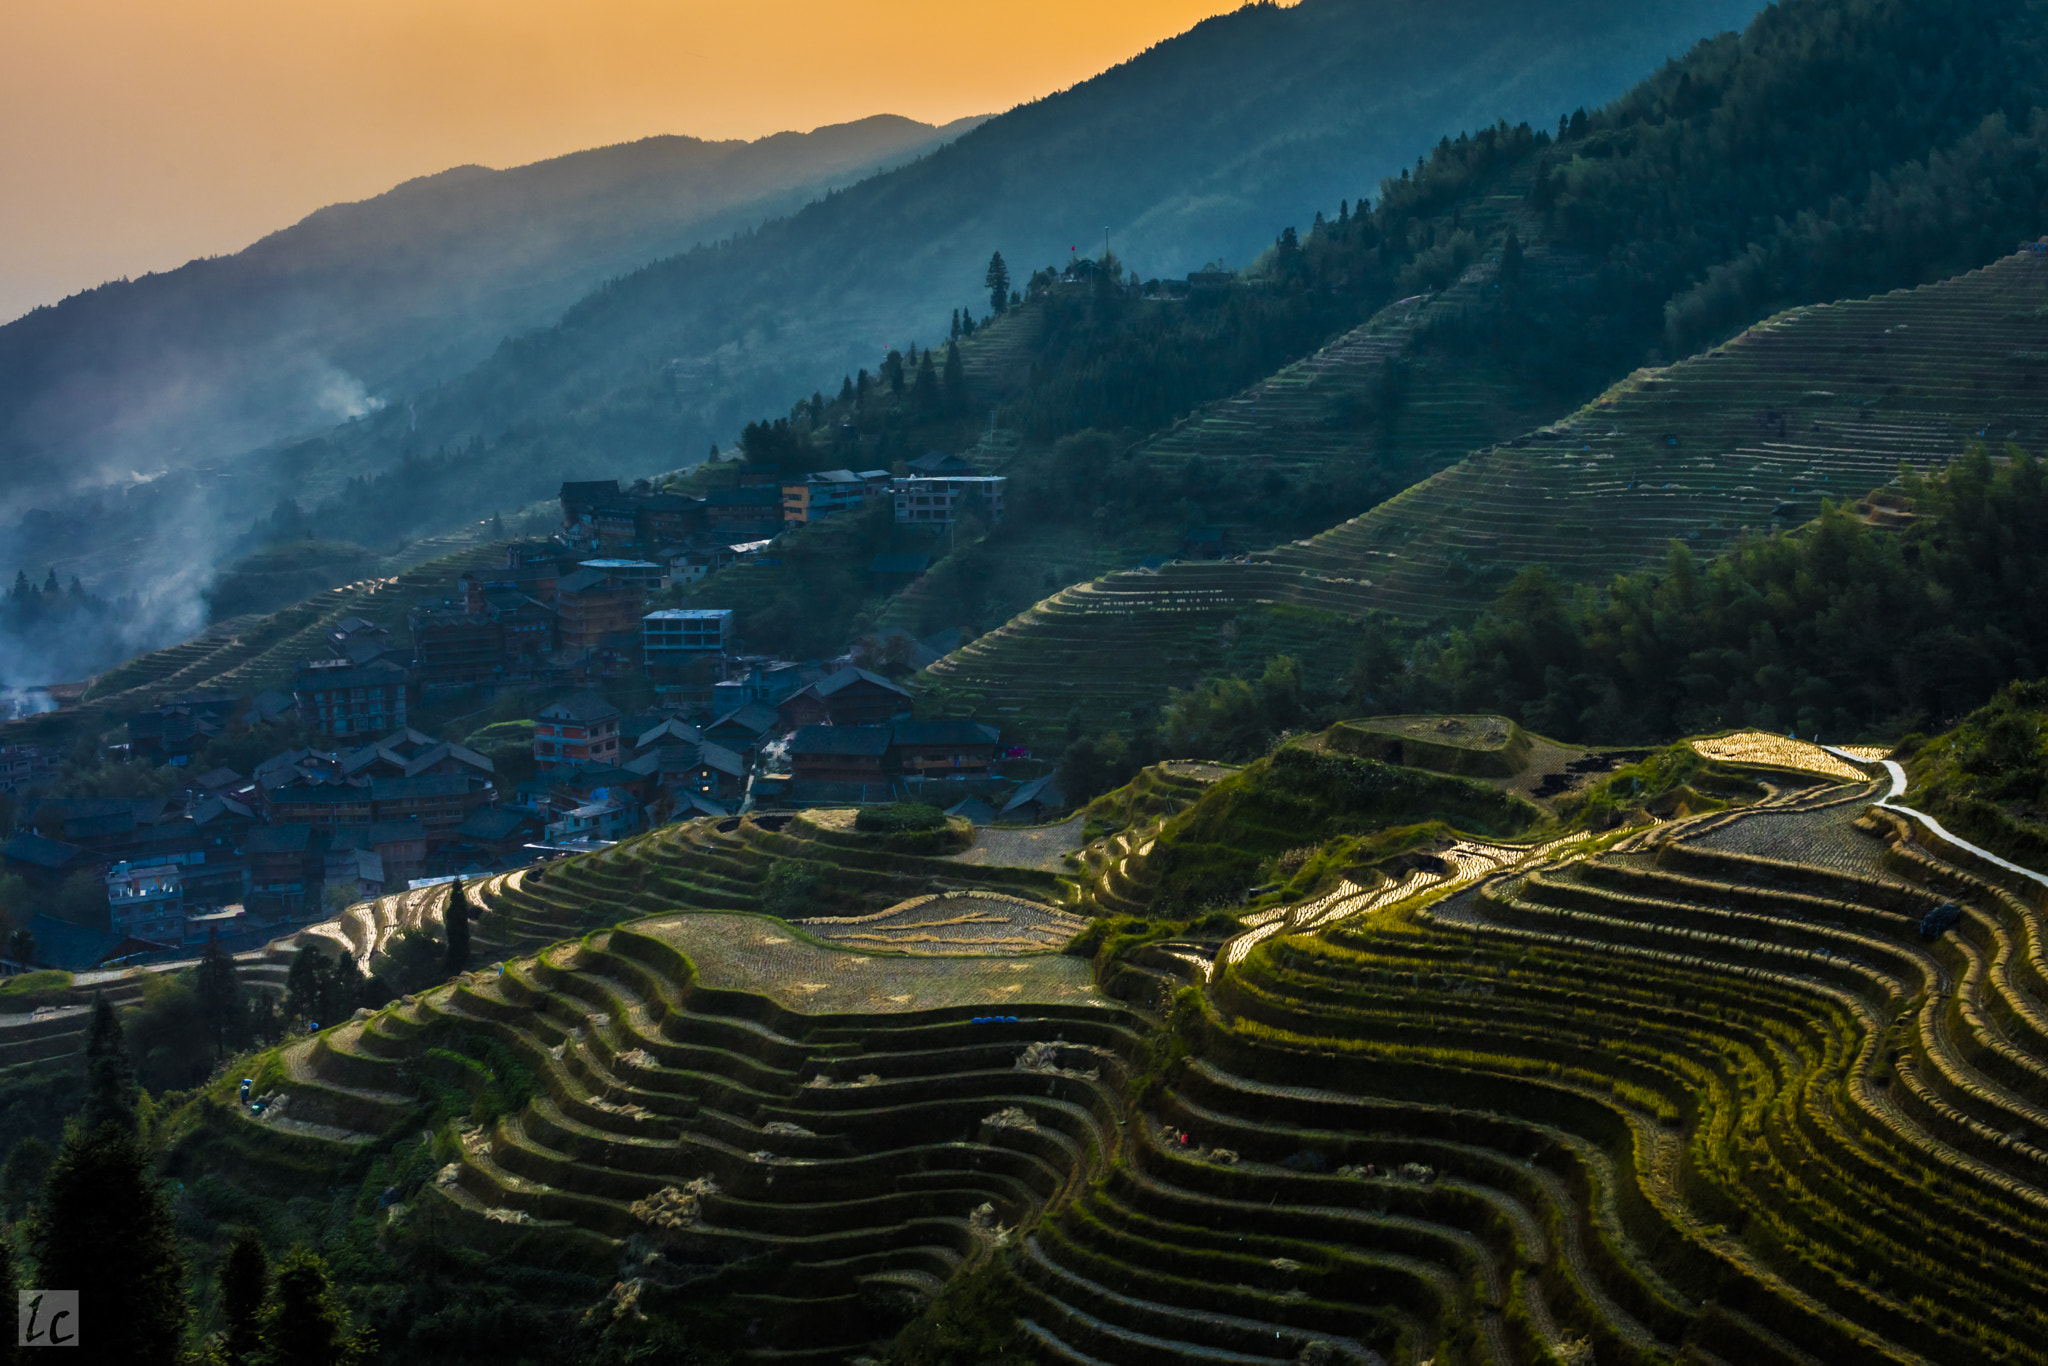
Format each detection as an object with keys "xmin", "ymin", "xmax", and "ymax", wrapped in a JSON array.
[{"xmin": 853, "ymin": 803, "xmax": 947, "ymax": 834}]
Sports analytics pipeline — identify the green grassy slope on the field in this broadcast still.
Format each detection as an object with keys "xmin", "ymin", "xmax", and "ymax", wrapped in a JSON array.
[{"xmin": 930, "ymin": 251, "xmax": 2048, "ymax": 741}]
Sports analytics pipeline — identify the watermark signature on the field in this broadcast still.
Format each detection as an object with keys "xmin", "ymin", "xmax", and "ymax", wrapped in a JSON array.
[{"xmin": 17, "ymin": 1291, "xmax": 77, "ymax": 1347}]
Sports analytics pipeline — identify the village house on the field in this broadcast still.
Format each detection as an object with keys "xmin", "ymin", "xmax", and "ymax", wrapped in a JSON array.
[
  {"xmin": 779, "ymin": 468, "xmax": 890, "ymax": 526},
  {"xmin": 327, "ymin": 822, "xmax": 430, "ymax": 885},
  {"xmin": 105, "ymin": 860, "xmax": 183, "ymax": 941},
  {"xmin": 704, "ymin": 700, "xmax": 784, "ymax": 752},
  {"xmin": 787, "ymin": 725, "xmax": 895, "ymax": 784},
  {"xmin": 889, "ymin": 719, "xmax": 1002, "ymax": 775},
  {"xmin": 891, "ymin": 474, "xmax": 1007, "ymax": 525},
  {"xmin": 535, "ymin": 693, "xmax": 623, "ymax": 771},
  {"xmin": 340, "ymin": 729, "xmax": 494, "ymax": 784},
  {"xmin": 368, "ymin": 774, "xmax": 491, "ymax": 836},
  {"xmin": 907, "ymin": 450, "xmax": 978, "ymax": 476},
  {"xmin": 323, "ymin": 847, "xmax": 386, "ymax": 901},
  {"xmin": 625, "ymin": 737, "xmax": 748, "ymax": 806},
  {"xmin": 553, "ymin": 565, "xmax": 649, "ymax": 671},
  {"xmin": 409, "ymin": 601, "xmax": 504, "ymax": 686},
  {"xmin": 558, "ymin": 480, "xmax": 622, "ymax": 547},
  {"xmin": 1001, "ymin": 774, "xmax": 1068, "ymax": 824},
  {"xmin": 700, "ymin": 486, "xmax": 784, "ymax": 533},
  {"xmin": 449, "ymin": 805, "xmax": 543, "ymax": 863},
  {"xmin": 0, "ymin": 742, "xmax": 60, "ymax": 794},
  {"xmin": 243, "ymin": 824, "xmax": 319, "ymax": 912},
  {"xmin": 461, "ymin": 561, "xmax": 562, "ymax": 610},
  {"xmin": 292, "ymin": 656, "xmax": 416, "ymax": 737},
  {"xmin": 544, "ymin": 792, "xmax": 642, "ymax": 845},
  {"xmin": 779, "ymin": 666, "xmax": 915, "ymax": 728},
  {"xmin": 643, "ymin": 609, "xmax": 735, "ymax": 671},
  {"xmin": 710, "ymin": 660, "xmax": 816, "ymax": 712}
]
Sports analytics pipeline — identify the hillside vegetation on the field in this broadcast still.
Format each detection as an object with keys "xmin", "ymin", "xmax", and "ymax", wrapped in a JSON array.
[
  {"xmin": 134, "ymin": 711, "xmax": 2048, "ymax": 1363},
  {"xmin": 932, "ymin": 250, "xmax": 2048, "ymax": 745}
]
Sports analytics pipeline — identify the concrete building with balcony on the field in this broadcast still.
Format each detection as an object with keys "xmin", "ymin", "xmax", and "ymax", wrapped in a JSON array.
[
  {"xmin": 106, "ymin": 860, "xmax": 184, "ymax": 941},
  {"xmin": 644, "ymin": 609, "xmax": 734, "ymax": 669},
  {"xmin": 891, "ymin": 475, "xmax": 1007, "ymax": 525},
  {"xmin": 292, "ymin": 657, "xmax": 416, "ymax": 738},
  {"xmin": 535, "ymin": 693, "xmax": 623, "ymax": 771}
]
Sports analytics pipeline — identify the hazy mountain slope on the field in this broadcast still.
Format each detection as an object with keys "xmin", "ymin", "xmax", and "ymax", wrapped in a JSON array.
[
  {"xmin": 0, "ymin": 0, "xmax": 1760, "ymax": 686},
  {"xmin": 0, "ymin": 114, "xmax": 981, "ymax": 500},
  {"xmin": 324, "ymin": 0, "xmax": 1762, "ymax": 478}
]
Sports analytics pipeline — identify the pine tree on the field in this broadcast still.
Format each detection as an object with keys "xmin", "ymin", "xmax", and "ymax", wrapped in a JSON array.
[
  {"xmin": 40, "ymin": 568, "xmax": 57, "ymax": 594},
  {"xmin": 949, "ymin": 309, "xmax": 961, "ymax": 339},
  {"xmin": 258, "ymin": 1248, "xmax": 370, "ymax": 1366},
  {"xmin": 283, "ymin": 947, "xmax": 322, "ymax": 1029},
  {"xmin": 81, "ymin": 992, "xmax": 137, "ymax": 1137},
  {"xmin": 250, "ymin": 994, "xmax": 280, "ymax": 1046},
  {"xmin": 0, "ymin": 1231, "xmax": 17, "ymax": 1366},
  {"xmin": 838, "ymin": 374, "xmax": 854, "ymax": 404},
  {"xmin": 216, "ymin": 1228, "xmax": 269, "ymax": 1365},
  {"xmin": 914, "ymin": 349, "xmax": 940, "ymax": 413},
  {"xmin": 30, "ymin": 1125, "xmax": 188, "ymax": 1362},
  {"xmin": 1502, "ymin": 225, "xmax": 1525, "ymax": 280},
  {"xmin": 985, "ymin": 251, "xmax": 1010, "ymax": 315},
  {"xmin": 882, "ymin": 350, "xmax": 905, "ymax": 396},
  {"xmin": 196, "ymin": 933, "xmax": 245, "ymax": 1058},
  {"xmin": 0, "ymin": 1136, "xmax": 51, "ymax": 1218},
  {"xmin": 442, "ymin": 877, "xmax": 469, "ymax": 976},
  {"xmin": 942, "ymin": 342, "xmax": 967, "ymax": 414}
]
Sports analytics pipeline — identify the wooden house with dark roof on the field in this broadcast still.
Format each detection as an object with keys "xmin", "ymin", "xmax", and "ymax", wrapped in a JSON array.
[{"xmin": 788, "ymin": 725, "xmax": 894, "ymax": 784}]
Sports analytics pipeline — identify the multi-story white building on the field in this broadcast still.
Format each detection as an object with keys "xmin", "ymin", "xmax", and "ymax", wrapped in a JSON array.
[{"xmin": 891, "ymin": 475, "xmax": 1007, "ymax": 525}]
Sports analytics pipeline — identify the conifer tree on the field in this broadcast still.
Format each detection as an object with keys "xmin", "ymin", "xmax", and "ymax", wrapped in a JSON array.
[
  {"xmin": 0, "ymin": 1136, "xmax": 51, "ymax": 1217},
  {"xmin": 81, "ymin": 992, "xmax": 137, "ymax": 1136},
  {"xmin": 30, "ymin": 1125, "xmax": 188, "ymax": 1362},
  {"xmin": 0, "ymin": 1232, "xmax": 17, "ymax": 1366},
  {"xmin": 283, "ymin": 947, "xmax": 322, "ymax": 1029},
  {"xmin": 258, "ymin": 1248, "xmax": 369, "ymax": 1366},
  {"xmin": 216, "ymin": 1228, "xmax": 269, "ymax": 1365},
  {"xmin": 838, "ymin": 375, "xmax": 854, "ymax": 404},
  {"xmin": 949, "ymin": 309, "xmax": 960, "ymax": 339},
  {"xmin": 942, "ymin": 342, "xmax": 967, "ymax": 414},
  {"xmin": 196, "ymin": 932, "xmax": 245, "ymax": 1058},
  {"xmin": 914, "ymin": 349, "xmax": 940, "ymax": 413},
  {"xmin": 442, "ymin": 877, "xmax": 469, "ymax": 976},
  {"xmin": 985, "ymin": 251, "xmax": 1010, "ymax": 315}
]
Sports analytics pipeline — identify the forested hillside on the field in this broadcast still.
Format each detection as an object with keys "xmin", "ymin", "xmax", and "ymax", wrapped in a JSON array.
[
  {"xmin": 0, "ymin": 0, "xmax": 1760, "ymax": 692},
  {"xmin": 926, "ymin": 0, "xmax": 2048, "ymax": 746}
]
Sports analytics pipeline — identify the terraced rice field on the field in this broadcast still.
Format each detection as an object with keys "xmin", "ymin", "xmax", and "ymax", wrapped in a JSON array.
[
  {"xmin": 932, "ymin": 252, "xmax": 2048, "ymax": 740},
  {"xmin": 295, "ymin": 808, "xmax": 1084, "ymax": 972},
  {"xmin": 946, "ymin": 815, "xmax": 1087, "ymax": 871},
  {"xmin": 650, "ymin": 913, "xmax": 1103, "ymax": 1012},
  {"xmin": 217, "ymin": 911, "xmax": 1142, "ymax": 1361},
  {"xmin": 201, "ymin": 733, "xmax": 2048, "ymax": 1362},
  {"xmin": 1690, "ymin": 731, "xmax": 1870, "ymax": 781},
  {"xmin": 798, "ymin": 892, "xmax": 1090, "ymax": 955},
  {"xmin": 991, "ymin": 760, "xmax": 2048, "ymax": 1364}
]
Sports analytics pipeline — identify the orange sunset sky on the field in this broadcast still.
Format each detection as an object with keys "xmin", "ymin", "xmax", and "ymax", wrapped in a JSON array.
[{"xmin": 0, "ymin": 0, "xmax": 1254, "ymax": 323}]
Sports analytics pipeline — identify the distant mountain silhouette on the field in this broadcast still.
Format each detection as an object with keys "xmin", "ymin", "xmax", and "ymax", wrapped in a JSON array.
[{"xmin": 0, "ymin": 114, "xmax": 983, "ymax": 501}]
